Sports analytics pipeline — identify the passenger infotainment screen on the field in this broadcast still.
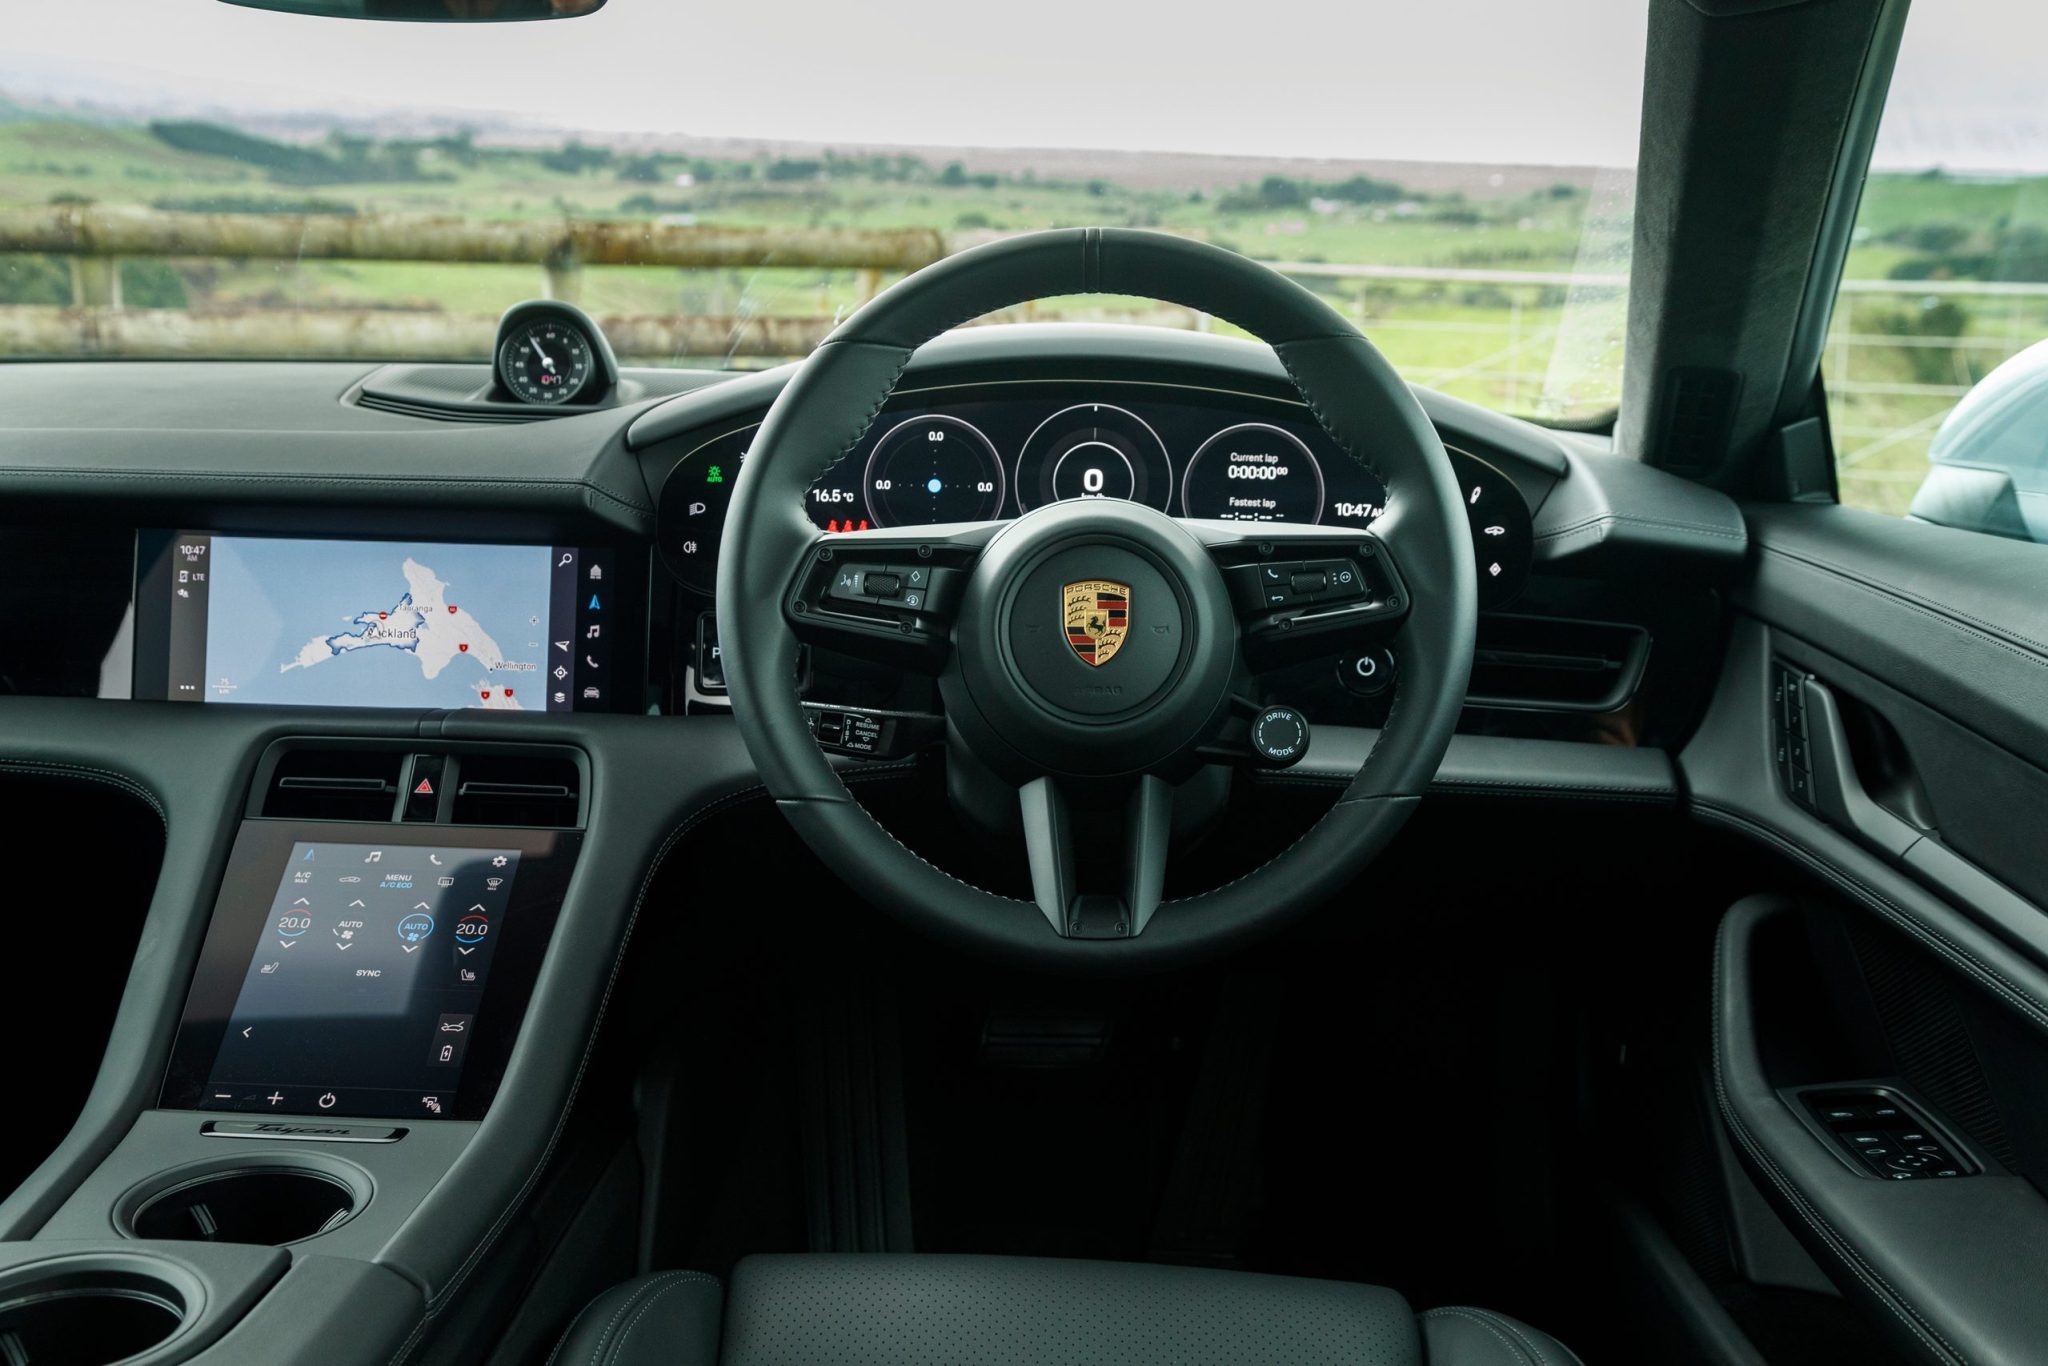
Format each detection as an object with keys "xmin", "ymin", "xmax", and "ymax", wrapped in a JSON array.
[
  {"xmin": 133, "ymin": 531, "xmax": 616, "ymax": 711},
  {"xmin": 163, "ymin": 821, "xmax": 578, "ymax": 1121}
]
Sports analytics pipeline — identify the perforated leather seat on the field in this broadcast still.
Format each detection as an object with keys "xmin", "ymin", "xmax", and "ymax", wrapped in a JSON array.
[{"xmin": 552, "ymin": 1254, "xmax": 1582, "ymax": 1366}]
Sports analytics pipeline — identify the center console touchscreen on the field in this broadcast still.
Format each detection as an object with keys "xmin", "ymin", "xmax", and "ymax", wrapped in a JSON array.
[
  {"xmin": 133, "ymin": 530, "xmax": 625, "ymax": 712},
  {"xmin": 163, "ymin": 821, "xmax": 578, "ymax": 1121}
]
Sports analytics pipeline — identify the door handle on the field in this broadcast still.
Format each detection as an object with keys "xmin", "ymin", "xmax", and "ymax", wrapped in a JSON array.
[{"xmin": 1799, "ymin": 677, "xmax": 1924, "ymax": 860}]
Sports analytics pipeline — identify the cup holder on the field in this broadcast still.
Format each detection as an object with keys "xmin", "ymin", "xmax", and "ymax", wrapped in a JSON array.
[
  {"xmin": 0, "ymin": 1265, "xmax": 189, "ymax": 1366},
  {"xmin": 120, "ymin": 1157, "xmax": 369, "ymax": 1247}
]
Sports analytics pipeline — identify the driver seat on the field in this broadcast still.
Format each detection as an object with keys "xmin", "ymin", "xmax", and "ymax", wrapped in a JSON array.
[{"xmin": 552, "ymin": 1254, "xmax": 1582, "ymax": 1365}]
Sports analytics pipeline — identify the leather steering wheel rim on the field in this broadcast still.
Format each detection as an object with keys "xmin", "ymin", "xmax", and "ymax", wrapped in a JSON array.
[{"xmin": 717, "ymin": 227, "xmax": 1475, "ymax": 971}]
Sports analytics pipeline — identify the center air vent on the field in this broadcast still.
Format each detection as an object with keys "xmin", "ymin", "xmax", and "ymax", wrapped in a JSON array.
[
  {"xmin": 447, "ymin": 752, "xmax": 583, "ymax": 828},
  {"xmin": 255, "ymin": 742, "xmax": 585, "ymax": 827},
  {"xmin": 263, "ymin": 748, "xmax": 403, "ymax": 821}
]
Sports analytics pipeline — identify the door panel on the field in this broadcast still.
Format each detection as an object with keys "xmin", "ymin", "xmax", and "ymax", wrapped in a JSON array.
[
  {"xmin": 1740, "ymin": 504, "xmax": 2048, "ymax": 772},
  {"xmin": 1692, "ymin": 501, "xmax": 2048, "ymax": 1364},
  {"xmin": 1714, "ymin": 895, "xmax": 2048, "ymax": 1366}
]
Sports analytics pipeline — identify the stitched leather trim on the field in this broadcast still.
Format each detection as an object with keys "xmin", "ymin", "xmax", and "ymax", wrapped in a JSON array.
[
  {"xmin": 544, "ymin": 1270, "xmax": 723, "ymax": 1366},
  {"xmin": 1756, "ymin": 542, "xmax": 2048, "ymax": 672},
  {"xmin": 1534, "ymin": 511, "xmax": 1747, "ymax": 549},
  {"xmin": 0, "ymin": 758, "xmax": 166, "ymax": 829},
  {"xmin": 1691, "ymin": 800, "xmax": 2048, "ymax": 1035},
  {"xmin": 1711, "ymin": 916, "xmax": 1964, "ymax": 1365}
]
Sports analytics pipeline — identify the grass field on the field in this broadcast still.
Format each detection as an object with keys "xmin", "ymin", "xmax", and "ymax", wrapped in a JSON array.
[{"xmin": 2, "ymin": 112, "xmax": 2045, "ymax": 516}]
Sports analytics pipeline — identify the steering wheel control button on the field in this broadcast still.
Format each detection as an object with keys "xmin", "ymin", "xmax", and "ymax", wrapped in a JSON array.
[
  {"xmin": 1249, "ymin": 705, "xmax": 1309, "ymax": 767},
  {"xmin": 1257, "ymin": 562, "xmax": 1301, "ymax": 607},
  {"xmin": 1303, "ymin": 558, "xmax": 1366, "ymax": 601},
  {"xmin": 1288, "ymin": 569, "xmax": 1330, "ymax": 596},
  {"xmin": 827, "ymin": 563, "xmax": 873, "ymax": 605},
  {"xmin": 861, "ymin": 571, "xmax": 903, "ymax": 598},
  {"xmin": 1338, "ymin": 648, "xmax": 1395, "ymax": 698},
  {"xmin": 807, "ymin": 708, "xmax": 888, "ymax": 755}
]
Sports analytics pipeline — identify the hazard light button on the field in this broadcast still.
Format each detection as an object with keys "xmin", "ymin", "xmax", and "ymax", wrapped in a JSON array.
[{"xmin": 404, "ymin": 755, "xmax": 445, "ymax": 822}]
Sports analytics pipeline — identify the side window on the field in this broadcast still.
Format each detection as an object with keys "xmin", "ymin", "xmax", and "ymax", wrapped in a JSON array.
[{"xmin": 1825, "ymin": 0, "xmax": 2048, "ymax": 542}]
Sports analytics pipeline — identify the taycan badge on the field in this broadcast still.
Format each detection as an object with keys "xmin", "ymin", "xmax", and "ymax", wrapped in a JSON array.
[{"xmin": 1063, "ymin": 580, "xmax": 1130, "ymax": 667}]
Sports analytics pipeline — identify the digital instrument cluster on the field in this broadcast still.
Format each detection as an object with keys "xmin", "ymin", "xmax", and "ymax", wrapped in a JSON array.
[{"xmin": 656, "ymin": 382, "xmax": 1533, "ymax": 608}]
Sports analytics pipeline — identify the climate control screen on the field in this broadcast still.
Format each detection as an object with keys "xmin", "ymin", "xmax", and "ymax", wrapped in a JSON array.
[{"xmin": 163, "ymin": 822, "xmax": 576, "ymax": 1121}]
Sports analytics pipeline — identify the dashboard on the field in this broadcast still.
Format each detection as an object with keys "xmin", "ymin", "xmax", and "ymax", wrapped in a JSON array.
[
  {"xmin": 653, "ymin": 379, "xmax": 1535, "ymax": 611},
  {"xmin": 0, "ymin": 325, "xmax": 1743, "ymax": 753}
]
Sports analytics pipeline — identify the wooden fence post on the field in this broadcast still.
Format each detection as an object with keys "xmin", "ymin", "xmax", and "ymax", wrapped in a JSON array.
[
  {"xmin": 544, "ymin": 248, "xmax": 584, "ymax": 305},
  {"xmin": 71, "ymin": 256, "xmax": 121, "ymax": 308}
]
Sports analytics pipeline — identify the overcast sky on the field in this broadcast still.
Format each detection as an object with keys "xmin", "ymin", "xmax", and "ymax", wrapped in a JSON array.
[{"xmin": 0, "ymin": 0, "xmax": 2042, "ymax": 172}]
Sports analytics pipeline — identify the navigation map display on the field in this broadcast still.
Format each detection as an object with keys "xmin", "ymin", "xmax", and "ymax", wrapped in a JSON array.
[{"xmin": 135, "ymin": 531, "xmax": 616, "ymax": 711}]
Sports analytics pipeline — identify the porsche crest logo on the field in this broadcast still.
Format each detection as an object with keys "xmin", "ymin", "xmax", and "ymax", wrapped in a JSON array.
[{"xmin": 1062, "ymin": 580, "xmax": 1131, "ymax": 667}]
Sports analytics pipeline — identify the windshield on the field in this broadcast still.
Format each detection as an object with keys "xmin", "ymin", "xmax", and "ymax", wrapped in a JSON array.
[{"xmin": 0, "ymin": 1, "xmax": 1645, "ymax": 423}]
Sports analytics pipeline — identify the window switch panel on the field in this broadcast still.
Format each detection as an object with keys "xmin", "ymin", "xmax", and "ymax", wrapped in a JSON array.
[{"xmin": 1798, "ymin": 1086, "xmax": 1977, "ymax": 1181}]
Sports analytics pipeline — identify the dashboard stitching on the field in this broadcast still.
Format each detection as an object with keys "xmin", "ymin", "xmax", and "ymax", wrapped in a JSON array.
[
  {"xmin": 0, "ymin": 759, "xmax": 164, "ymax": 827},
  {"xmin": 1534, "ymin": 512, "xmax": 1747, "ymax": 546},
  {"xmin": 1757, "ymin": 542, "xmax": 2048, "ymax": 668},
  {"xmin": 0, "ymin": 467, "xmax": 655, "ymax": 518},
  {"xmin": 394, "ymin": 764, "xmax": 915, "ymax": 1360}
]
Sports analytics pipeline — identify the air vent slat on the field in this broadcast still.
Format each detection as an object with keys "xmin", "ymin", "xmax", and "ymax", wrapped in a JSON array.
[
  {"xmin": 277, "ymin": 776, "xmax": 392, "ymax": 792},
  {"xmin": 264, "ymin": 749, "xmax": 404, "ymax": 821},
  {"xmin": 457, "ymin": 781, "xmax": 573, "ymax": 798},
  {"xmin": 1466, "ymin": 614, "xmax": 1651, "ymax": 713},
  {"xmin": 449, "ymin": 754, "xmax": 583, "ymax": 828}
]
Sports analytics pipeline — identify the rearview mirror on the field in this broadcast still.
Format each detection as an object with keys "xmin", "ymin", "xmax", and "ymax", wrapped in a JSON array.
[{"xmin": 220, "ymin": 0, "xmax": 605, "ymax": 20}]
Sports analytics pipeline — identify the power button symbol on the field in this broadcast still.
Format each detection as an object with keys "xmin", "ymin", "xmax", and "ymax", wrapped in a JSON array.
[
  {"xmin": 1338, "ymin": 648, "xmax": 1394, "ymax": 698},
  {"xmin": 317, "ymin": 1092, "xmax": 337, "ymax": 1110}
]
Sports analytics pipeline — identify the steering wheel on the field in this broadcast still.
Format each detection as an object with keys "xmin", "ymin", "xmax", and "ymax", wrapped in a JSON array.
[{"xmin": 717, "ymin": 228, "xmax": 1475, "ymax": 970}]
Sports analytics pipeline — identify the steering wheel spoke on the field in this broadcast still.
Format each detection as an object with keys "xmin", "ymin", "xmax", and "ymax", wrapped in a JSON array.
[
  {"xmin": 1019, "ymin": 773, "xmax": 1172, "ymax": 938},
  {"xmin": 783, "ymin": 521, "xmax": 1002, "ymax": 672},
  {"xmin": 1186, "ymin": 519, "xmax": 1411, "ymax": 672}
]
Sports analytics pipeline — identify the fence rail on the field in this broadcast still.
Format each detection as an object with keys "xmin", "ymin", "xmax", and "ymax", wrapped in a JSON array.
[
  {"xmin": 0, "ymin": 205, "xmax": 944, "ymax": 307},
  {"xmin": 0, "ymin": 208, "xmax": 2042, "ymax": 407}
]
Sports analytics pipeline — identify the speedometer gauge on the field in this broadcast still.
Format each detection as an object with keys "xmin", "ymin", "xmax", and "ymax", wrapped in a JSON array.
[
  {"xmin": 1180, "ymin": 423, "xmax": 1325, "ymax": 522},
  {"xmin": 863, "ymin": 415, "xmax": 1006, "ymax": 526},
  {"xmin": 1014, "ymin": 403, "xmax": 1172, "ymax": 511}
]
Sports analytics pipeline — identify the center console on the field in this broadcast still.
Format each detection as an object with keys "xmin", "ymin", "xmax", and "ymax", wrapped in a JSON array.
[{"xmin": 0, "ymin": 731, "xmax": 619, "ymax": 1365}]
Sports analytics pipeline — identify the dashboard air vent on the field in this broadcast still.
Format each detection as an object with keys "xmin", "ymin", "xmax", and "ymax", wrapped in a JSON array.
[
  {"xmin": 263, "ymin": 748, "xmax": 403, "ymax": 822},
  {"xmin": 449, "ymin": 752, "xmax": 583, "ymax": 829},
  {"xmin": 1467, "ymin": 614, "xmax": 1651, "ymax": 713}
]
